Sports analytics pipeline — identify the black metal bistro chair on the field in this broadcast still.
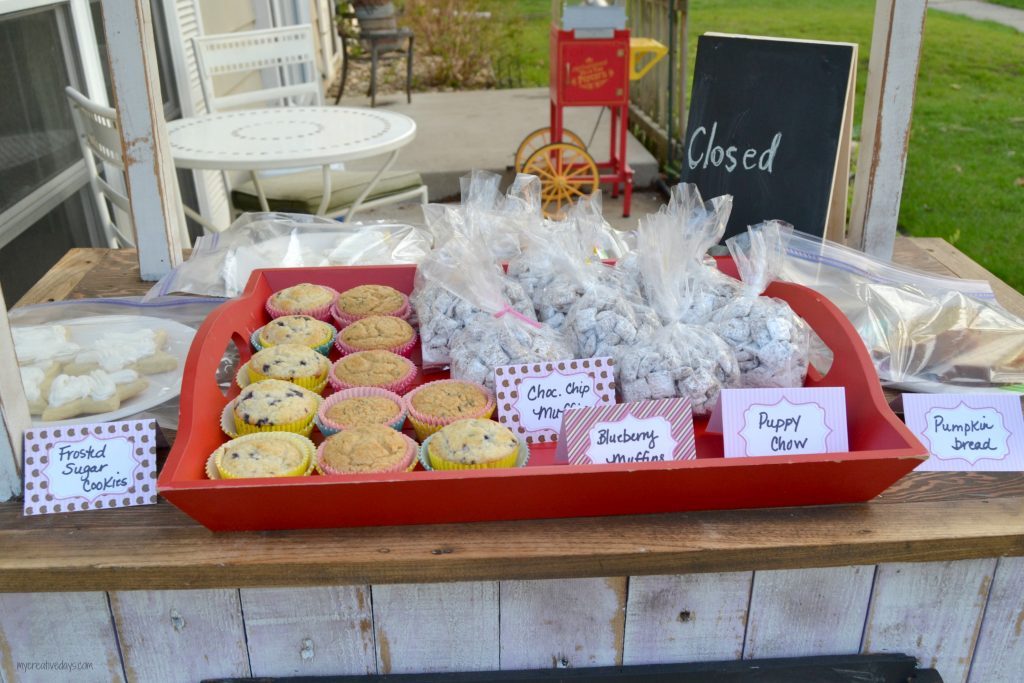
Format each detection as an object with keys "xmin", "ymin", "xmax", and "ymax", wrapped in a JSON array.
[{"xmin": 335, "ymin": 2, "xmax": 414, "ymax": 107}]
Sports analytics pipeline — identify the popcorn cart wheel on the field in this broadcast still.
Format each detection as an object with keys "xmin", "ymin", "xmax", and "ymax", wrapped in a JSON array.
[
  {"xmin": 520, "ymin": 141, "xmax": 601, "ymax": 219},
  {"xmin": 514, "ymin": 127, "xmax": 586, "ymax": 172}
]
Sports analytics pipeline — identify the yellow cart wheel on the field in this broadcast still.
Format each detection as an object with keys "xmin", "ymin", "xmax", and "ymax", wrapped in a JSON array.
[
  {"xmin": 521, "ymin": 142, "xmax": 600, "ymax": 220},
  {"xmin": 514, "ymin": 127, "xmax": 586, "ymax": 172}
]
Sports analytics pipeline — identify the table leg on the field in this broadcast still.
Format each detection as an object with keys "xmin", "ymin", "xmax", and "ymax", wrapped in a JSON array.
[
  {"xmin": 344, "ymin": 149, "xmax": 399, "ymax": 222},
  {"xmin": 315, "ymin": 165, "xmax": 334, "ymax": 217},
  {"xmin": 250, "ymin": 171, "xmax": 270, "ymax": 212}
]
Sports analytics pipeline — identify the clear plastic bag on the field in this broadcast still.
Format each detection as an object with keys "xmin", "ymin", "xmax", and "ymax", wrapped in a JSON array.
[
  {"xmin": 8, "ymin": 296, "xmax": 227, "ymax": 429},
  {"xmin": 412, "ymin": 232, "xmax": 535, "ymax": 370},
  {"xmin": 778, "ymin": 232, "xmax": 1024, "ymax": 392},
  {"xmin": 450, "ymin": 315, "xmax": 575, "ymax": 391},
  {"xmin": 617, "ymin": 190, "xmax": 741, "ymax": 415},
  {"xmin": 145, "ymin": 212, "xmax": 433, "ymax": 299},
  {"xmin": 710, "ymin": 221, "xmax": 810, "ymax": 388}
]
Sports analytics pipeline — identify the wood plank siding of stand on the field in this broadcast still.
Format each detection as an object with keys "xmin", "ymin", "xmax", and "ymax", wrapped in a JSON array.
[{"xmin": 0, "ymin": 236, "xmax": 1021, "ymax": 682}]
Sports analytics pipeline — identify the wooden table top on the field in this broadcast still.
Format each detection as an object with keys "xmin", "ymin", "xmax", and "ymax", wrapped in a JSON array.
[{"xmin": 2, "ymin": 237, "xmax": 1022, "ymax": 593}]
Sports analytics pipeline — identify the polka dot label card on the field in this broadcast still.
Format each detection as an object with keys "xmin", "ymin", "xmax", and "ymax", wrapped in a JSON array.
[
  {"xmin": 494, "ymin": 357, "xmax": 616, "ymax": 445},
  {"xmin": 22, "ymin": 419, "xmax": 158, "ymax": 516}
]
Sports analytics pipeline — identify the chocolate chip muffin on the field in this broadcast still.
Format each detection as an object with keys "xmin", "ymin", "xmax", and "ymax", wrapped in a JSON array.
[
  {"xmin": 330, "ymin": 350, "xmax": 416, "ymax": 392},
  {"xmin": 334, "ymin": 284, "xmax": 408, "ymax": 322},
  {"xmin": 336, "ymin": 315, "xmax": 416, "ymax": 355},
  {"xmin": 317, "ymin": 424, "xmax": 416, "ymax": 474}
]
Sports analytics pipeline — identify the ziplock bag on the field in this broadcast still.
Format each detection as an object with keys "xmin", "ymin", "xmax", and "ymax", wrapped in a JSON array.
[
  {"xmin": 145, "ymin": 212, "xmax": 433, "ymax": 299},
  {"xmin": 778, "ymin": 232, "xmax": 1024, "ymax": 392},
  {"xmin": 8, "ymin": 296, "xmax": 226, "ymax": 429}
]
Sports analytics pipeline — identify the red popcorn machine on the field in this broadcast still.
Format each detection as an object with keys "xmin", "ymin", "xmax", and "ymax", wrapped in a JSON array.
[{"xmin": 516, "ymin": 1, "xmax": 666, "ymax": 219}]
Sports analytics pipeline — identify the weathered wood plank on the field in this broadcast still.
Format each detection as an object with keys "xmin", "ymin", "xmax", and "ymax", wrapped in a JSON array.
[
  {"xmin": 109, "ymin": 589, "xmax": 249, "ymax": 682},
  {"xmin": 0, "ymin": 592, "xmax": 125, "ymax": 682},
  {"xmin": 622, "ymin": 572, "xmax": 752, "ymax": 664},
  {"xmin": 371, "ymin": 582, "xmax": 498, "ymax": 674},
  {"xmin": 500, "ymin": 578, "xmax": 626, "ymax": 669},
  {"xmin": 847, "ymin": 0, "xmax": 928, "ymax": 258},
  {"xmin": 743, "ymin": 566, "xmax": 875, "ymax": 659},
  {"xmin": 240, "ymin": 586, "xmax": 376, "ymax": 677},
  {"xmin": 966, "ymin": 556, "xmax": 1024, "ymax": 683},
  {"xmin": 98, "ymin": 0, "xmax": 185, "ymax": 279},
  {"xmin": 0, "ymin": 282, "xmax": 28, "ymax": 502},
  {"xmin": 0, "ymin": 496, "xmax": 1022, "ymax": 592},
  {"xmin": 14, "ymin": 249, "xmax": 107, "ymax": 307},
  {"xmin": 862, "ymin": 559, "xmax": 997, "ymax": 683},
  {"xmin": 913, "ymin": 237, "xmax": 1024, "ymax": 320}
]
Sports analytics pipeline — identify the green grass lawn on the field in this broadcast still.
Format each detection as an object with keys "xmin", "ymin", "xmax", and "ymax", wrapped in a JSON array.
[
  {"xmin": 988, "ymin": 0, "xmax": 1024, "ymax": 10},
  {"xmin": 496, "ymin": 0, "xmax": 1024, "ymax": 293}
]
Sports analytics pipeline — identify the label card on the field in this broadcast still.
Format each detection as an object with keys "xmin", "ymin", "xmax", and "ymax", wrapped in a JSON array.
[
  {"xmin": 558, "ymin": 398, "xmax": 696, "ymax": 465},
  {"xmin": 495, "ymin": 357, "xmax": 615, "ymax": 445},
  {"xmin": 903, "ymin": 393, "xmax": 1024, "ymax": 471},
  {"xmin": 711, "ymin": 387, "xmax": 848, "ymax": 458},
  {"xmin": 22, "ymin": 419, "xmax": 159, "ymax": 516}
]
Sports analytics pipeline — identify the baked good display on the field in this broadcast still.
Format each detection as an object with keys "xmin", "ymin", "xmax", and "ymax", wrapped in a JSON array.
[
  {"xmin": 332, "ymin": 284, "xmax": 410, "ymax": 326},
  {"xmin": 231, "ymin": 379, "xmax": 321, "ymax": 436},
  {"xmin": 404, "ymin": 379, "xmax": 495, "ymax": 440},
  {"xmin": 329, "ymin": 350, "xmax": 417, "ymax": 393},
  {"xmin": 12, "ymin": 325, "xmax": 81, "ymax": 366},
  {"xmin": 424, "ymin": 418, "xmax": 521, "ymax": 470},
  {"xmin": 19, "ymin": 362, "xmax": 61, "ymax": 415},
  {"xmin": 335, "ymin": 315, "xmax": 417, "ymax": 356},
  {"xmin": 316, "ymin": 424, "xmax": 417, "ymax": 474},
  {"xmin": 212, "ymin": 433, "xmax": 315, "ymax": 479},
  {"xmin": 246, "ymin": 343, "xmax": 330, "ymax": 392},
  {"xmin": 316, "ymin": 387, "xmax": 407, "ymax": 436},
  {"xmin": 265, "ymin": 283, "xmax": 338, "ymax": 321},
  {"xmin": 255, "ymin": 315, "xmax": 335, "ymax": 356},
  {"xmin": 40, "ymin": 370, "xmax": 149, "ymax": 422}
]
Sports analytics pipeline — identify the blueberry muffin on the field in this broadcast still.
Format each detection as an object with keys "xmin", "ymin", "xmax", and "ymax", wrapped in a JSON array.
[
  {"xmin": 257, "ymin": 315, "xmax": 335, "ymax": 354},
  {"xmin": 426, "ymin": 418, "xmax": 520, "ymax": 470},
  {"xmin": 247, "ymin": 343, "xmax": 330, "ymax": 391},
  {"xmin": 213, "ymin": 433, "xmax": 315, "ymax": 479},
  {"xmin": 233, "ymin": 379, "xmax": 320, "ymax": 435}
]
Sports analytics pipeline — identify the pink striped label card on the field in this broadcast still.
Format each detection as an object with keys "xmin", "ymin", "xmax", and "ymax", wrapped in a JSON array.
[
  {"xmin": 712, "ymin": 387, "xmax": 848, "ymax": 458},
  {"xmin": 903, "ymin": 393, "xmax": 1024, "ymax": 472},
  {"xmin": 557, "ymin": 398, "xmax": 696, "ymax": 465}
]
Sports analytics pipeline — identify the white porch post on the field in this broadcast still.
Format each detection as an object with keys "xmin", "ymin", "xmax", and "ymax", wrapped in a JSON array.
[
  {"xmin": 847, "ymin": 0, "xmax": 928, "ymax": 258},
  {"xmin": 99, "ymin": 0, "xmax": 187, "ymax": 280},
  {"xmin": 0, "ymin": 283, "xmax": 30, "ymax": 502}
]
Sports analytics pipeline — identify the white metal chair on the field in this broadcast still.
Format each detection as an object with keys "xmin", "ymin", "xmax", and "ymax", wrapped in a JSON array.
[
  {"xmin": 65, "ymin": 87, "xmax": 216, "ymax": 246},
  {"xmin": 191, "ymin": 24, "xmax": 427, "ymax": 221}
]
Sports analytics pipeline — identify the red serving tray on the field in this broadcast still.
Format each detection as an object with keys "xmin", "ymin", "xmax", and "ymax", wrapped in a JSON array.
[{"xmin": 158, "ymin": 260, "xmax": 927, "ymax": 531}]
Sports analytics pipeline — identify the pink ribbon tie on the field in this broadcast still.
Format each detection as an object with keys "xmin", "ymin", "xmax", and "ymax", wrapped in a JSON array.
[{"xmin": 493, "ymin": 305, "xmax": 542, "ymax": 329}]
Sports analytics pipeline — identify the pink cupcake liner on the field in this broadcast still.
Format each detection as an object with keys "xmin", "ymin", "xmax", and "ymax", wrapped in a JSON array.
[
  {"xmin": 265, "ymin": 286, "xmax": 340, "ymax": 323},
  {"xmin": 404, "ymin": 379, "xmax": 497, "ymax": 437},
  {"xmin": 331, "ymin": 293, "xmax": 412, "ymax": 328},
  {"xmin": 315, "ymin": 430, "xmax": 418, "ymax": 475},
  {"xmin": 334, "ymin": 329, "xmax": 418, "ymax": 358},
  {"xmin": 328, "ymin": 352, "xmax": 419, "ymax": 394},
  {"xmin": 316, "ymin": 387, "xmax": 408, "ymax": 436}
]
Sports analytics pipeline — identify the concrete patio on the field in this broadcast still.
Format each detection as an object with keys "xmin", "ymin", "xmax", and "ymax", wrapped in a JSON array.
[{"xmin": 341, "ymin": 87, "xmax": 661, "ymax": 204}]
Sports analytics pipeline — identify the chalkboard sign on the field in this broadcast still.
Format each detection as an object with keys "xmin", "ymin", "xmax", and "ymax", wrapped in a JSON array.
[{"xmin": 682, "ymin": 34, "xmax": 857, "ymax": 241}]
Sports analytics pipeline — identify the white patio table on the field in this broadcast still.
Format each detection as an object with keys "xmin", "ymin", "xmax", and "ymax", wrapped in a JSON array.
[{"xmin": 166, "ymin": 106, "xmax": 417, "ymax": 220}]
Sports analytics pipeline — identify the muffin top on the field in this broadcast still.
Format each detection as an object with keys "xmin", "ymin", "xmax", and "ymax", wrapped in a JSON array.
[
  {"xmin": 217, "ymin": 435, "xmax": 310, "ymax": 478},
  {"xmin": 234, "ymin": 379, "xmax": 319, "ymax": 427},
  {"xmin": 250, "ymin": 344, "xmax": 329, "ymax": 381},
  {"xmin": 325, "ymin": 395, "xmax": 401, "ymax": 428},
  {"xmin": 410, "ymin": 381, "xmax": 488, "ymax": 419},
  {"xmin": 333, "ymin": 350, "xmax": 411, "ymax": 387},
  {"xmin": 428, "ymin": 419, "xmax": 519, "ymax": 465},
  {"xmin": 339, "ymin": 316, "xmax": 415, "ymax": 351},
  {"xmin": 336, "ymin": 284, "xmax": 406, "ymax": 317},
  {"xmin": 259, "ymin": 315, "xmax": 334, "ymax": 347},
  {"xmin": 268, "ymin": 283, "xmax": 336, "ymax": 314},
  {"xmin": 320, "ymin": 425, "xmax": 410, "ymax": 473}
]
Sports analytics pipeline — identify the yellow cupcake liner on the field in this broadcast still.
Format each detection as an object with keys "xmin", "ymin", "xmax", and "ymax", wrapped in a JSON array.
[
  {"xmin": 243, "ymin": 360, "xmax": 330, "ymax": 394},
  {"xmin": 222, "ymin": 392, "xmax": 321, "ymax": 438},
  {"xmin": 213, "ymin": 432, "xmax": 316, "ymax": 480},
  {"xmin": 254, "ymin": 324, "xmax": 335, "ymax": 356},
  {"xmin": 419, "ymin": 431, "xmax": 530, "ymax": 471}
]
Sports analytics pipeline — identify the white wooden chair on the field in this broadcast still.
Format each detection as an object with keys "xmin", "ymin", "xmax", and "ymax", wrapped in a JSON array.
[
  {"xmin": 65, "ymin": 87, "xmax": 136, "ymax": 248},
  {"xmin": 191, "ymin": 25, "xmax": 427, "ymax": 221},
  {"xmin": 65, "ymin": 87, "xmax": 217, "ymax": 245}
]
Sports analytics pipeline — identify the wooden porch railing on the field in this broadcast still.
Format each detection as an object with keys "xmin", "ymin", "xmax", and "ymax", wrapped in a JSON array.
[{"xmin": 625, "ymin": 0, "xmax": 688, "ymax": 172}]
